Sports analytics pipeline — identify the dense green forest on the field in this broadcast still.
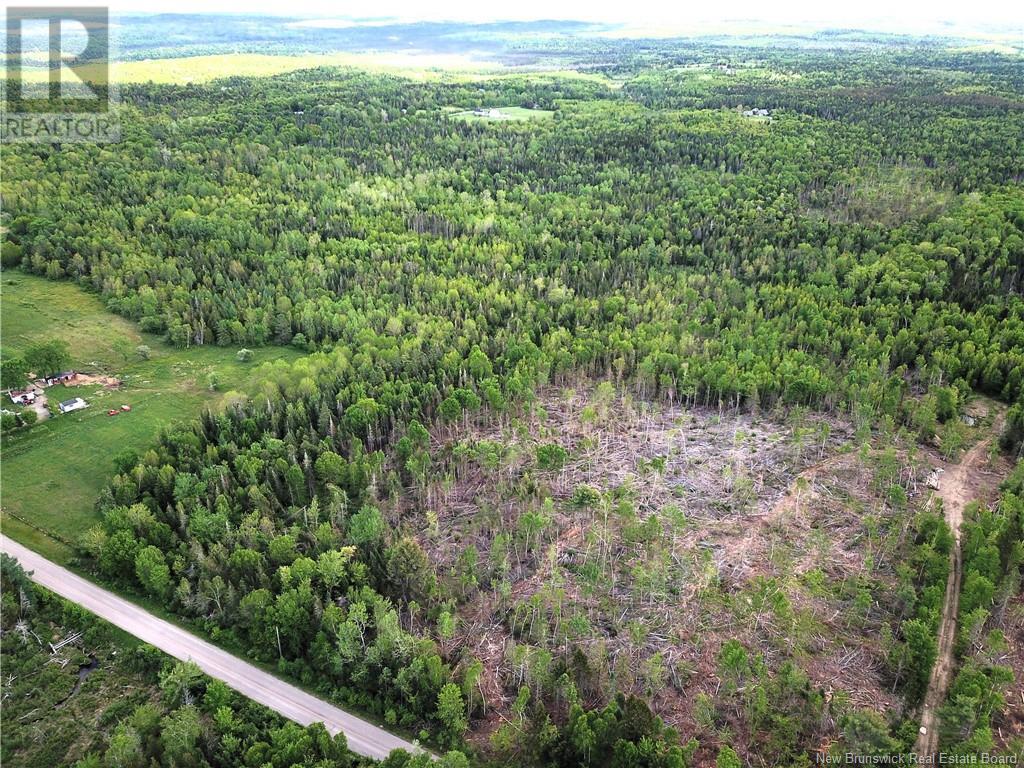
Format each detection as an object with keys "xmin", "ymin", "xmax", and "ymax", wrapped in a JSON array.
[
  {"xmin": 5, "ymin": 56, "xmax": 1024, "ymax": 414},
  {"xmin": 2, "ymin": 39, "xmax": 1023, "ymax": 766}
]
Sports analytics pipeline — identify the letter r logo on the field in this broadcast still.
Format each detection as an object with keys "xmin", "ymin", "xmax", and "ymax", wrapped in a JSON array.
[{"xmin": 5, "ymin": 7, "xmax": 110, "ymax": 112}]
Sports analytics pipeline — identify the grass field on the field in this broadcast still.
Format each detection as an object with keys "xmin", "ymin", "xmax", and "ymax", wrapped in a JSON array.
[
  {"xmin": 5, "ymin": 52, "xmax": 620, "ymax": 91},
  {"xmin": 449, "ymin": 105, "xmax": 556, "ymax": 121},
  {"xmin": 6, "ymin": 51, "xmax": 506, "ymax": 85},
  {"xmin": 5, "ymin": 53, "xmax": 620, "ymax": 88},
  {"xmin": 117, "ymin": 52, "xmax": 502, "ymax": 83},
  {"xmin": 1, "ymin": 272, "xmax": 144, "ymax": 365},
  {"xmin": 1, "ymin": 273, "xmax": 303, "ymax": 561}
]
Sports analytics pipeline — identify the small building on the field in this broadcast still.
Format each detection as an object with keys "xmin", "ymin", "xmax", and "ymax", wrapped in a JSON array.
[
  {"xmin": 742, "ymin": 108, "xmax": 772, "ymax": 118},
  {"xmin": 45, "ymin": 370, "xmax": 77, "ymax": 386},
  {"xmin": 9, "ymin": 390, "xmax": 36, "ymax": 405},
  {"xmin": 58, "ymin": 397, "xmax": 88, "ymax": 414}
]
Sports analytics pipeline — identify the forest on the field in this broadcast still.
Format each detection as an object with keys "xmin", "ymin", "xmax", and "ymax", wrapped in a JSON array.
[{"xmin": 2, "ymin": 35, "xmax": 1023, "ymax": 767}]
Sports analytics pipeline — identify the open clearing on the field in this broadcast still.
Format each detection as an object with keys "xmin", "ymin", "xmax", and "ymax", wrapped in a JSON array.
[
  {"xmin": 1, "ymin": 272, "xmax": 143, "ymax": 366},
  {"xmin": 390, "ymin": 383, "xmax": 941, "ymax": 750},
  {"xmin": 6, "ymin": 52, "xmax": 501, "ymax": 84},
  {"xmin": 448, "ymin": 106, "xmax": 556, "ymax": 121},
  {"xmin": 0, "ymin": 273, "xmax": 303, "ymax": 561}
]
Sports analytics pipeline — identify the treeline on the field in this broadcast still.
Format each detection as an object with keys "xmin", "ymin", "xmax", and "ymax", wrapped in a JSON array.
[{"xmin": 887, "ymin": 508, "xmax": 952, "ymax": 710}]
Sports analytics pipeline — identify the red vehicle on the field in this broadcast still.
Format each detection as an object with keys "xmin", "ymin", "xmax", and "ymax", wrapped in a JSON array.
[{"xmin": 107, "ymin": 409, "xmax": 120, "ymax": 416}]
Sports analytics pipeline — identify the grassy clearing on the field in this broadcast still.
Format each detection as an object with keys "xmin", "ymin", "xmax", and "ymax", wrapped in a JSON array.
[
  {"xmin": 1, "ymin": 271, "xmax": 143, "ymax": 365},
  {"xmin": 0, "ymin": 516, "xmax": 74, "ymax": 563},
  {"xmin": 111, "ymin": 55, "xmax": 619, "ymax": 86},
  {"xmin": 115, "ymin": 52, "xmax": 499, "ymax": 83},
  {"xmin": 1, "ymin": 273, "xmax": 303, "ymax": 557},
  {"xmin": 449, "ymin": 105, "xmax": 555, "ymax": 122}
]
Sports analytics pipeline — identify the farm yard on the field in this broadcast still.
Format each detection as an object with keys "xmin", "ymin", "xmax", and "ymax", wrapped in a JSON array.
[{"xmin": 0, "ymin": 273, "xmax": 304, "ymax": 561}]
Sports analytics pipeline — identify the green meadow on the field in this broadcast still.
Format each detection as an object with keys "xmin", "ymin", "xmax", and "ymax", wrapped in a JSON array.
[{"xmin": 1, "ymin": 272, "xmax": 304, "ymax": 561}]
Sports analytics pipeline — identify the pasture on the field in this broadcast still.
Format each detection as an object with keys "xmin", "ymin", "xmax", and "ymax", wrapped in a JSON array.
[{"xmin": 0, "ymin": 273, "xmax": 303, "ymax": 561}]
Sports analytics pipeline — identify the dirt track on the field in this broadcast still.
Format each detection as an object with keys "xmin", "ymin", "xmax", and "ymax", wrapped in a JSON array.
[{"xmin": 914, "ymin": 409, "xmax": 1004, "ymax": 757}]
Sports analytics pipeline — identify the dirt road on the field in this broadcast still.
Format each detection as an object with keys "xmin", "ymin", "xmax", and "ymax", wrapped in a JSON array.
[
  {"xmin": 0, "ymin": 534, "xmax": 424, "ymax": 761},
  {"xmin": 914, "ymin": 413, "xmax": 1003, "ymax": 757}
]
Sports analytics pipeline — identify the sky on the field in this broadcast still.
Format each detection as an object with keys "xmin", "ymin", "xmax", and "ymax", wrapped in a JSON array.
[{"xmin": 3, "ymin": 0, "xmax": 1022, "ymax": 36}]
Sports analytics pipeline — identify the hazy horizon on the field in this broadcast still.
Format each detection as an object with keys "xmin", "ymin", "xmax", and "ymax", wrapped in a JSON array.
[{"xmin": 5, "ymin": 0, "xmax": 1022, "ymax": 40}]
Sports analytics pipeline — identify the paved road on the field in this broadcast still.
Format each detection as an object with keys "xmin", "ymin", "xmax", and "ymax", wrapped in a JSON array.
[{"xmin": 0, "ymin": 534, "xmax": 422, "ymax": 761}]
